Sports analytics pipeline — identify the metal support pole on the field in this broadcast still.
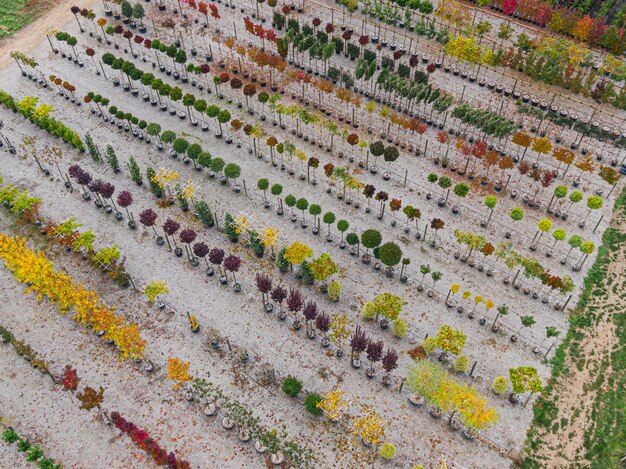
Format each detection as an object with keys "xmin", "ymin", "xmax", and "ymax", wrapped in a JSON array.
[
  {"xmin": 562, "ymin": 294, "xmax": 572, "ymax": 312},
  {"xmin": 593, "ymin": 215, "xmax": 603, "ymax": 234}
]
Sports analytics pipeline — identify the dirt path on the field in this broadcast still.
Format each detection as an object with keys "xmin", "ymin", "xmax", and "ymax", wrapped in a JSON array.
[
  {"xmin": 0, "ymin": 0, "xmax": 98, "ymax": 70},
  {"xmin": 524, "ymin": 195, "xmax": 626, "ymax": 467}
]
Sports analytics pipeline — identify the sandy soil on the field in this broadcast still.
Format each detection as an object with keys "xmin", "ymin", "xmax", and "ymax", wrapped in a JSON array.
[
  {"xmin": 526, "ymin": 202, "xmax": 625, "ymax": 466},
  {"xmin": 0, "ymin": 0, "xmax": 99, "ymax": 69}
]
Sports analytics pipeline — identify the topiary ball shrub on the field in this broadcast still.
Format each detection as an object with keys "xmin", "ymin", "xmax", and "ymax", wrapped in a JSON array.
[
  {"xmin": 493, "ymin": 376, "xmax": 508, "ymax": 395},
  {"xmin": 379, "ymin": 442, "xmax": 396, "ymax": 460},
  {"xmin": 422, "ymin": 337, "xmax": 437, "ymax": 355},
  {"xmin": 304, "ymin": 393, "xmax": 323, "ymax": 415},
  {"xmin": 282, "ymin": 375, "xmax": 303, "ymax": 397},
  {"xmin": 391, "ymin": 318, "xmax": 407, "ymax": 338},
  {"xmin": 328, "ymin": 280, "xmax": 342, "ymax": 301},
  {"xmin": 454, "ymin": 354, "xmax": 469, "ymax": 373}
]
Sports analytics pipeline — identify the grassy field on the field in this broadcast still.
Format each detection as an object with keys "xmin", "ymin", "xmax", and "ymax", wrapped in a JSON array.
[
  {"xmin": 0, "ymin": 0, "xmax": 49, "ymax": 39},
  {"xmin": 523, "ymin": 189, "xmax": 626, "ymax": 468}
]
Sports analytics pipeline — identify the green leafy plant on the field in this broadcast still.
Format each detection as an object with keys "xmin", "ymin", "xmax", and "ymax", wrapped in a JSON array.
[
  {"xmin": 282, "ymin": 375, "xmax": 303, "ymax": 396},
  {"xmin": 304, "ymin": 393, "xmax": 323, "ymax": 415}
]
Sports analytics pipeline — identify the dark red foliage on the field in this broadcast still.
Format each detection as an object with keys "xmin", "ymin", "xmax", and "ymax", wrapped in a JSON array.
[
  {"xmin": 219, "ymin": 72, "xmax": 230, "ymax": 83},
  {"xmin": 199, "ymin": 63, "xmax": 210, "ymax": 74},
  {"xmin": 88, "ymin": 179, "xmax": 103, "ymax": 194},
  {"xmin": 139, "ymin": 208, "xmax": 157, "ymax": 227},
  {"xmin": 163, "ymin": 218, "xmax": 180, "ymax": 236},
  {"xmin": 366, "ymin": 339, "xmax": 384, "ymax": 363},
  {"xmin": 134, "ymin": 35, "xmax": 143, "ymax": 44},
  {"xmin": 68, "ymin": 164, "xmax": 84, "ymax": 179},
  {"xmin": 312, "ymin": 17, "xmax": 321, "ymax": 27},
  {"xmin": 208, "ymin": 248, "xmax": 224, "ymax": 265},
  {"xmin": 270, "ymin": 285, "xmax": 287, "ymax": 303},
  {"xmin": 315, "ymin": 312, "xmax": 331, "ymax": 333},
  {"xmin": 100, "ymin": 182, "xmax": 115, "ymax": 199},
  {"xmin": 286, "ymin": 288, "xmax": 303, "ymax": 312},
  {"xmin": 76, "ymin": 170, "xmax": 92, "ymax": 186},
  {"xmin": 117, "ymin": 190, "xmax": 133, "ymax": 208},
  {"xmin": 255, "ymin": 272, "xmax": 273, "ymax": 293},
  {"xmin": 323, "ymin": 163, "xmax": 334, "ymax": 177},
  {"xmin": 85, "ymin": 47, "xmax": 95, "ymax": 57},
  {"xmin": 70, "ymin": 6, "xmax": 80, "ymax": 14},
  {"xmin": 302, "ymin": 300, "xmax": 318, "ymax": 321},
  {"xmin": 342, "ymin": 30, "xmax": 352, "ymax": 41},
  {"xmin": 115, "ymin": 25, "xmax": 124, "ymax": 34},
  {"xmin": 230, "ymin": 78, "xmax": 243, "ymax": 89},
  {"xmin": 223, "ymin": 254, "xmax": 241, "ymax": 272},
  {"xmin": 350, "ymin": 325, "xmax": 368, "ymax": 354},
  {"xmin": 325, "ymin": 23, "xmax": 334, "ymax": 34},
  {"xmin": 193, "ymin": 242, "xmax": 209, "ymax": 258},
  {"xmin": 382, "ymin": 348, "xmax": 398, "ymax": 372},
  {"xmin": 179, "ymin": 228, "xmax": 197, "ymax": 244},
  {"xmin": 427, "ymin": 63, "xmax": 436, "ymax": 73},
  {"xmin": 123, "ymin": 30, "xmax": 133, "ymax": 39},
  {"xmin": 144, "ymin": 39, "xmax": 152, "ymax": 48}
]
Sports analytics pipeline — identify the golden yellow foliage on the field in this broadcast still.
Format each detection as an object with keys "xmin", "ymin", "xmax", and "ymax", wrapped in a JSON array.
[
  {"xmin": 166, "ymin": 357, "xmax": 192, "ymax": 389},
  {"xmin": 0, "ymin": 234, "xmax": 145, "ymax": 360}
]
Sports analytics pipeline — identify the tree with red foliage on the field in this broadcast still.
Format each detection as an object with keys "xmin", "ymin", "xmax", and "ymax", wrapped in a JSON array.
[
  {"xmin": 270, "ymin": 285, "xmax": 288, "ymax": 316},
  {"xmin": 139, "ymin": 209, "xmax": 159, "ymax": 238},
  {"xmin": 223, "ymin": 254, "xmax": 242, "ymax": 283},
  {"xmin": 61, "ymin": 365, "xmax": 80, "ymax": 391},
  {"xmin": 350, "ymin": 325, "xmax": 368, "ymax": 363},
  {"xmin": 302, "ymin": 300, "xmax": 318, "ymax": 335},
  {"xmin": 179, "ymin": 228, "xmax": 197, "ymax": 261},
  {"xmin": 256, "ymin": 272, "xmax": 273, "ymax": 308},
  {"xmin": 503, "ymin": 0, "xmax": 517, "ymax": 16}
]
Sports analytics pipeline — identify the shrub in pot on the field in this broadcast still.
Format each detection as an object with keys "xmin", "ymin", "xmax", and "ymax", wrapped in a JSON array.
[
  {"xmin": 493, "ymin": 376, "xmax": 508, "ymax": 395},
  {"xmin": 391, "ymin": 318, "xmax": 407, "ymax": 338},
  {"xmin": 282, "ymin": 376, "xmax": 303, "ymax": 396},
  {"xmin": 454, "ymin": 355, "xmax": 469, "ymax": 374},
  {"xmin": 327, "ymin": 280, "xmax": 342, "ymax": 301},
  {"xmin": 379, "ymin": 443, "xmax": 396, "ymax": 461},
  {"xmin": 304, "ymin": 393, "xmax": 323, "ymax": 415}
]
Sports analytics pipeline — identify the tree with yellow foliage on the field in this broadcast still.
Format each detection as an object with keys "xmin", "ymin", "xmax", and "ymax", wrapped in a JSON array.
[
  {"xmin": 531, "ymin": 137, "xmax": 552, "ymax": 165},
  {"xmin": 166, "ymin": 357, "xmax": 192, "ymax": 389},
  {"xmin": 512, "ymin": 132, "xmax": 532, "ymax": 161},
  {"xmin": 283, "ymin": 241, "xmax": 313, "ymax": 266},
  {"xmin": 317, "ymin": 387, "xmax": 351, "ymax": 421},
  {"xmin": 351, "ymin": 406, "xmax": 386, "ymax": 446},
  {"xmin": 458, "ymin": 385, "xmax": 499, "ymax": 432},
  {"xmin": 0, "ymin": 234, "xmax": 145, "ymax": 360},
  {"xmin": 144, "ymin": 281, "xmax": 169, "ymax": 303}
]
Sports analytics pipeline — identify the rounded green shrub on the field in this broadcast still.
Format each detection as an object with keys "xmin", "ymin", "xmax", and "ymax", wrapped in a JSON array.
[
  {"xmin": 379, "ymin": 442, "xmax": 396, "ymax": 460},
  {"xmin": 304, "ymin": 393, "xmax": 323, "ymax": 415},
  {"xmin": 454, "ymin": 354, "xmax": 469, "ymax": 373},
  {"xmin": 282, "ymin": 375, "xmax": 303, "ymax": 396},
  {"xmin": 392, "ymin": 319, "xmax": 408, "ymax": 338}
]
